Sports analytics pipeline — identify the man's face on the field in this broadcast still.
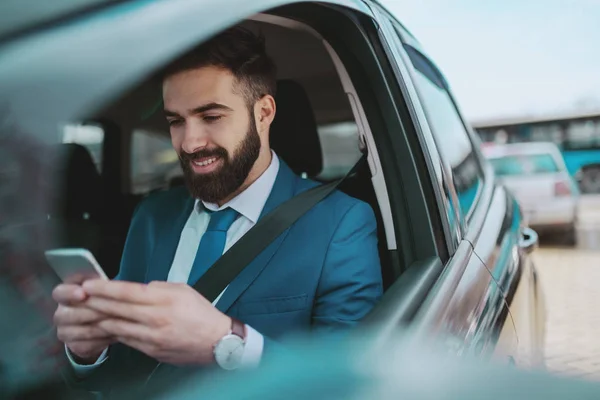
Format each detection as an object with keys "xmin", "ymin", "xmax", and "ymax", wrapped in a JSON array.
[{"xmin": 163, "ymin": 66, "xmax": 261, "ymax": 203}]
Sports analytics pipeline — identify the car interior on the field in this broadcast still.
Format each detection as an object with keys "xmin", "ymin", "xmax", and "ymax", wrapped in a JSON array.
[{"xmin": 50, "ymin": 16, "xmax": 396, "ymax": 289}]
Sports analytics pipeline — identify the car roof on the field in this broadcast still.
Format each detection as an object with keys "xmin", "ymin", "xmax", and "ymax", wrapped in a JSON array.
[
  {"xmin": 0, "ymin": 0, "xmax": 124, "ymax": 41},
  {"xmin": 482, "ymin": 142, "xmax": 562, "ymax": 159},
  {"xmin": 1, "ymin": 0, "xmax": 378, "ymax": 44},
  {"xmin": 0, "ymin": 0, "xmax": 379, "ymax": 140}
]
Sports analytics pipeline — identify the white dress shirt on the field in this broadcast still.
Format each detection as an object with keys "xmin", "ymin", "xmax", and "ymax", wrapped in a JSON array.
[{"xmin": 67, "ymin": 151, "xmax": 280, "ymax": 375}]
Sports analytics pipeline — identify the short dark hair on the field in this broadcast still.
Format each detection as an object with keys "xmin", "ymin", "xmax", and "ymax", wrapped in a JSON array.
[{"xmin": 161, "ymin": 26, "xmax": 277, "ymax": 107}]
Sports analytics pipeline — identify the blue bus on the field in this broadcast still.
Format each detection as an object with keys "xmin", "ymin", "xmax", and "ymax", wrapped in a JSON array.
[{"xmin": 472, "ymin": 111, "xmax": 600, "ymax": 192}]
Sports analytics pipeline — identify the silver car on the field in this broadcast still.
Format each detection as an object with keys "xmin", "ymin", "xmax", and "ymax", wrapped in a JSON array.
[{"xmin": 484, "ymin": 142, "xmax": 579, "ymax": 244}]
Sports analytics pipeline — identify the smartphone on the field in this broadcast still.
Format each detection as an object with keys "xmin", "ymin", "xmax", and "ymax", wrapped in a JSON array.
[{"xmin": 45, "ymin": 248, "xmax": 108, "ymax": 283}]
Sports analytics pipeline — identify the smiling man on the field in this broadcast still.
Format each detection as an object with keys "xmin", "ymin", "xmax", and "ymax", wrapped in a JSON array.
[{"xmin": 52, "ymin": 26, "xmax": 383, "ymax": 394}]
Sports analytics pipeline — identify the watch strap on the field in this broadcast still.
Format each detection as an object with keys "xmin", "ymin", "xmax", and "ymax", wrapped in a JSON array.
[{"xmin": 231, "ymin": 317, "xmax": 246, "ymax": 341}]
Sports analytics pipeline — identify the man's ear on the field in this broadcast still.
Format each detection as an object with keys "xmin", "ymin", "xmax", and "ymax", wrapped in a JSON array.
[{"xmin": 255, "ymin": 95, "xmax": 276, "ymax": 134}]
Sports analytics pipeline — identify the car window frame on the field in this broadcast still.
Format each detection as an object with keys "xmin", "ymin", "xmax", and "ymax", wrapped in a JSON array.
[
  {"xmin": 370, "ymin": 10, "xmax": 461, "ymax": 256},
  {"xmin": 386, "ymin": 18, "xmax": 497, "ymax": 240},
  {"xmin": 0, "ymin": 0, "xmax": 493, "ymax": 372},
  {"xmin": 286, "ymin": 2, "xmax": 459, "ymax": 329},
  {"xmin": 1, "ymin": 0, "xmax": 463, "ymax": 335},
  {"xmin": 400, "ymin": 41, "xmax": 487, "ymax": 223}
]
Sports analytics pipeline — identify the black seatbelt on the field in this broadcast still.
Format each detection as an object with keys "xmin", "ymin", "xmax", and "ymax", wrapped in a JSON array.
[{"xmin": 193, "ymin": 153, "xmax": 367, "ymax": 301}]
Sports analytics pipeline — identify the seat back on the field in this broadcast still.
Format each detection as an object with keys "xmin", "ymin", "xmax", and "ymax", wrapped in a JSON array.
[
  {"xmin": 47, "ymin": 143, "xmax": 102, "ymax": 264},
  {"xmin": 270, "ymin": 79, "xmax": 323, "ymax": 178},
  {"xmin": 52, "ymin": 143, "xmax": 102, "ymax": 219}
]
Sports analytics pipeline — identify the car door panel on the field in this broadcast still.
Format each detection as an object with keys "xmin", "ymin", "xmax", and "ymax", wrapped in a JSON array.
[
  {"xmin": 368, "ymin": 5, "xmax": 522, "ymax": 362},
  {"xmin": 411, "ymin": 240, "xmax": 518, "ymax": 363},
  {"xmin": 469, "ymin": 182, "xmax": 546, "ymax": 368},
  {"xmin": 371, "ymin": 12, "xmax": 462, "ymax": 254}
]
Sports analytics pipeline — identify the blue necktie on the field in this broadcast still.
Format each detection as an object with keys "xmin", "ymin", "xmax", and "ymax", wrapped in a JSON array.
[{"xmin": 187, "ymin": 207, "xmax": 239, "ymax": 285}]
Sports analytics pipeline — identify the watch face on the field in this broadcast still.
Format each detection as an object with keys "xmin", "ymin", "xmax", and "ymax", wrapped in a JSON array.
[{"xmin": 214, "ymin": 334, "xmax": 245, "ymax": 370}]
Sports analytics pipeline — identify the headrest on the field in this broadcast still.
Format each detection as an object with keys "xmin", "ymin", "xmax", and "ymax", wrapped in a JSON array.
[
  {"xmin": 52, "ymin": 143, "xmax": 101, "ymax": 219},
  {"xmin": 270, "ymin": 79, "xmax": 323, "ymax": 177}
]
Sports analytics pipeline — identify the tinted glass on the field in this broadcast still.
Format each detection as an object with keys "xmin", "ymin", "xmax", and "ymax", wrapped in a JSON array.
[
  {"xmin": 130, "ymin": 129, "xmax": 179, "ymax": 194},
  {"xmin": 316, "ymin": 121, "xmax": 362, "ymax": 180},
  {"xmin": 404, "ymin": 45, "xmax": 484, "ymax": 217},
  {"xmin": 490, "ymin": 154, "xmax": 560, "ymax": 176}
]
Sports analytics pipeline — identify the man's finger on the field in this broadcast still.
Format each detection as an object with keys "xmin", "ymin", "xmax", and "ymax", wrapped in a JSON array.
[
  {"xmin": 84, "ymin": 297, "xmax": 156, "ymax": 324},
  {"xmin": 52, "ymin": 284, "xmax": 86, "ymax": 305},
  {"xmin": 98, "ymin": 318, "xmax": 159, "ymax": 344},
  {"xmin": 54, "ymin": 305, "xmax": 108, "ymax": 325},
  {"xmin": 82, "ymin": 280, "xmax": 164, "ymax": 304},
  {"xmin": 57, "ymin": 324, "xmax": 113, "ymax": 342}
]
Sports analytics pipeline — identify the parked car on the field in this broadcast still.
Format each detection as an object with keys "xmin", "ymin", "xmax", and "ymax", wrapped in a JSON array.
[
  {"xmin": 0, "ymin": 0, "xmax": 546, "ymax": 396},
  {"xmin": 483, "ymin": 142, "xmax": 580, "ymax": 245}
]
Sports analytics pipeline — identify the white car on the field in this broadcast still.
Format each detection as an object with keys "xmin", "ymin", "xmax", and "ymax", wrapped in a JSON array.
[{"xmin": 484, "ymin": 142, "xmax": 579, "ymax": 244}]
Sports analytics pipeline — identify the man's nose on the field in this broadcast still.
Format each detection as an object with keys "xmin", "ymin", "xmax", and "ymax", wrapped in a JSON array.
[{"xmin": 181, "ymin": 121, "xmax": 210, "ymax": 154}]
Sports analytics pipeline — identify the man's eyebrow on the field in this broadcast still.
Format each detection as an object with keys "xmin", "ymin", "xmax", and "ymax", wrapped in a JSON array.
[
  {"xmin": 163, "ymin": 109, "xmax": 180, "ymax": 118},
  {"xmin": 191, "ymin": 103, "xmax": 233, "ymax": 114},
  {"xmin": 163, "ymin": 103, "xmax": 233, "ymax": 118}
]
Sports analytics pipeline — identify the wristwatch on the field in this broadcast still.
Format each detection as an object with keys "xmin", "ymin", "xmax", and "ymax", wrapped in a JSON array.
[{"xmin": 213, "ymin": 317, "xmax": 246, "ymax": 370}]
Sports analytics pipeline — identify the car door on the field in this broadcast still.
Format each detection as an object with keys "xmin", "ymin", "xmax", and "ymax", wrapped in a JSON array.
[
  {"xmin": 368, "ymin": 4, "xmax": 520, "ymax": 364},
  {"xmin": 253, "ymin": 1, "xmax": 517, "ymax": 363},
  {"xmin": 393, "ymin": 27, "xmax": 544, "ymax": 368},
  {"xmin": 0, "ymin": 0, "xmax": 535, "ymax": 377},
  {"xmin": 375, "ymin": 6, "xmax": 545, "ymax": 367}
]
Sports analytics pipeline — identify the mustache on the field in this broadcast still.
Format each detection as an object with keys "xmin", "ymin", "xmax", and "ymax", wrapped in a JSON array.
[{"xmin": 179, "ymin": 147, "xmax": 228, "ymax": 162}]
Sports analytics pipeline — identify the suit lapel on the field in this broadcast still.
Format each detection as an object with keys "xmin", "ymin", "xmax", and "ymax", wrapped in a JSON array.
[
  {"xmin": 145, "ymin": 191, "xmax": 195, "ymax": 283},
  {"xmin": 215, "ymin": 161, "xmax": 299, "ymax": 313}
]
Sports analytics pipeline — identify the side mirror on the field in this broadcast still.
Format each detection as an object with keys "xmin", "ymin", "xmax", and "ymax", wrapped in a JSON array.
[{"xmin": 519, "ymin": 227, "xmax": 538, "ymax": 254}]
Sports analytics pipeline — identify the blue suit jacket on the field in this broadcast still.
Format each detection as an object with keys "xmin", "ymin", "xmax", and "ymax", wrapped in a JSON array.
[{"xmin": 66, "ymin": 160, "xmax": 382, "ymax": 394}]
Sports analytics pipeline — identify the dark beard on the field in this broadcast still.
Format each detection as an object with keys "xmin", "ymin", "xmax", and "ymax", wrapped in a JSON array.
[{"xmin": 179, "ymin": 119, "xmax": 261, "ymax": 204}]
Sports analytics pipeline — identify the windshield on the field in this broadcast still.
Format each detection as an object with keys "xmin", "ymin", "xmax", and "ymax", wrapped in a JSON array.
[{"xmin": 489, "ymin": 153, "xmax": 560, "ymax": 176}]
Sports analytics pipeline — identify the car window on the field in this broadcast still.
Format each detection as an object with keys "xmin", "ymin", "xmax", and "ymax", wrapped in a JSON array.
[
  {"xmin": 403, "ymin": 44, "xmax": 484, "ymax": 218},
  {"xmin": 316, "ymin": 121, "xmax": 362, "ymax": 181},
  {"xmin": 490, "ymin": 154, "xmax": 560, "ymax": 176},
  {"xmin": 130, "ymin": 129, "xmax": 180, "ymax": 194},
  {"xmin": 61, "ymin": 123, "xmax": 104, "ymax": 173}
]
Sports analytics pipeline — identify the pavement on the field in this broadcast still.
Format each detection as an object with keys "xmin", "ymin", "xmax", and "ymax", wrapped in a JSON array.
[
  {"xmin": 535, "ymin": 244, "xmax": 600, "ymax": 381},
  {"xmin": 576, "ymin": 194, "xmax": 600, "ymax": 250},
  {"xmin": 528, "ymin": 193, "xmax": 600, "ymax": 381}
]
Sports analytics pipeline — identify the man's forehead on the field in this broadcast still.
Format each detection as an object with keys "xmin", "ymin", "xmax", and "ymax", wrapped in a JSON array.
[{"xmin": 162, "ymin": 67, "xmax": 242, "ymax": 110}]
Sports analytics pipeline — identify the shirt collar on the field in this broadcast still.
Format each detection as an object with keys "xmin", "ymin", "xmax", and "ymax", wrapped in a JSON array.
[{"xmin": 194, "ymin": 151, "xmax": 280, "ymax": 224}]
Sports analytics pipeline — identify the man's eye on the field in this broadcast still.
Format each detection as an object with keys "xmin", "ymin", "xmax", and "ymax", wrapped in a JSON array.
[
  {"xmin": 168, "ymin": 119, "xmax": 183, "ymax": 127},
  {"xmin": 203, "ymin": 115, "xmax": 222, "ymax": 123}
]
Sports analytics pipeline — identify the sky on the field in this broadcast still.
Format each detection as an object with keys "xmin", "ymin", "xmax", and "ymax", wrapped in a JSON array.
[{"xmin": 382, "ymin": 0, "xmax": 600, "ymax": 123}]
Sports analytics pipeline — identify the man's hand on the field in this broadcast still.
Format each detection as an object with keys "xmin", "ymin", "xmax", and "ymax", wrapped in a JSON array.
[
  {"xmin": 81, "ymin": 280, "xmax": 231, "ymax": 365},
  {"xmin": 52, "ymin": 281, "xmax": 115, "ymax": 364}
]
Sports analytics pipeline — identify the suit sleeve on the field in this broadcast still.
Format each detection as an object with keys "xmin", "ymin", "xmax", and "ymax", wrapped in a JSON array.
[{"xmin": 312, "ymin": 200, "xmax": 383, "ymax": 332}]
